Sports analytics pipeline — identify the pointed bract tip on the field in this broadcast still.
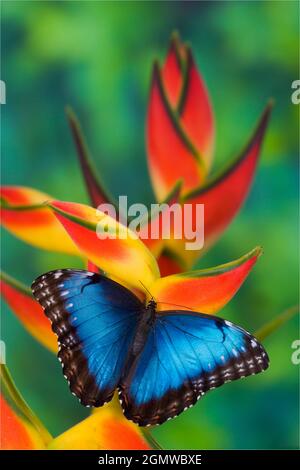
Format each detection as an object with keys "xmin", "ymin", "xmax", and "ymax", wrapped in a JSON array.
[
  {"xmin": 253, "ymin": 246, "xmax": 263, "ymax": 258},
  {"xmin": 65, "ymin": 105, "xmax": 80, "ymax": 127}
]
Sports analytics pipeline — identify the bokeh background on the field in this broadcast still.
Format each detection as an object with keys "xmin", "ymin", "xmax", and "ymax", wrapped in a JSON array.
[{"xmin": 1, "ymin": 0, "xmax": 299, "ymax": 449}]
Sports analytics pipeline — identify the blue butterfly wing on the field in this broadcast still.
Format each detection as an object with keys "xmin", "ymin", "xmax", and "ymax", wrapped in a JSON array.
[
  {"xmin": 120, "ymin": 311, "xmax": 269, "ymax": 426},
  {"xmin": 32, "ymin": 269, "xmax": 143, "ymax": 407}
]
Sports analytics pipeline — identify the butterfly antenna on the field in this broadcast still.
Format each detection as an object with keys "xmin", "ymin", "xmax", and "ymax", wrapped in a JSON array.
[
  {"xmin": 156, "ymin": 301, "xmax": 195, "ymax": 311},
  {"xmin": 139, "ymin": 280, "xmax": 154, "ymax": 300}
]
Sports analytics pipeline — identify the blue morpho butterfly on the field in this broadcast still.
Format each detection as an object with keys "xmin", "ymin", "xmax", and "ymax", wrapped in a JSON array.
[{"xmin": 32, "ymin": 269, "xmax": 269, "ymax": 427}]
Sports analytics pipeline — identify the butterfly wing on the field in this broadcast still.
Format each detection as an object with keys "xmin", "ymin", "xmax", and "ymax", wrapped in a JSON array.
[
  {"xmin": 119, "ymin": 311, "xmax": 269, "ymax": 426},
  {"xmin": 32, "ymin": 269, "xmax": 144, "ymax": 407}
]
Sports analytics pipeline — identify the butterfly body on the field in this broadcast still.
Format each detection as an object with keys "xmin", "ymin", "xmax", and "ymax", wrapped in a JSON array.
[
  {"xmin": 32, "ymin": 269, "xmax": 269, "ymax": 426},
  {"xmin": 127, "ymin": 300, "xmax": 156, "ymax": 359}
]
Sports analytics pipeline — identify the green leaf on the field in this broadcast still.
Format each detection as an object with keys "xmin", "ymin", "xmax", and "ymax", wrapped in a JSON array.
[
  {"xmin": 255, "ymin": 305, "xmax": 299, "ymax": 342},
  {"xmin": 66, "ymin": 106, "xmax": 117, "ymax": 210},
  {"xmin": 141, "ymin": 429, "xmax": 163, "ymax": 450}
]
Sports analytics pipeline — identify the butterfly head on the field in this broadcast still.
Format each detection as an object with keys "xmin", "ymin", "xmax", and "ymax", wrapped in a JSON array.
[
  {"xmin": 139, "ymin": 280, "xmax": 157, "ymax": 312},
  {"xmin": 147, "ymin": 298, "xmax": 157, "ymax": 312}
]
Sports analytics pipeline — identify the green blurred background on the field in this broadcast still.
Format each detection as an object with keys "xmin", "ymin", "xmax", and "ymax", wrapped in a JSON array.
[{"xmin": 1, "ymin": 0, "xmax": 299, "ymax": 449}]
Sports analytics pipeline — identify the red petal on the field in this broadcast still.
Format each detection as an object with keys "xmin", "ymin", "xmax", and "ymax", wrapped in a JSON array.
[
  {"xmin": 152, "ymin": 248, "xmax": 261, "ymax": 314},
  {"xmin": 50, "ymin": 200, "xmax": 160, "ymax": 293},
  {"xmin": 179, "ymin": 48, "xmax": 215, "ymax": 170},
  {"xmin": 161, "ymin": 33, "xmax": 184, "ymax": 107},
  {"xmin": 139, "ymin": 180, "xmax": 182, "ymax": 257},
  {"xmin": 0, "ymin": 395, "xmax": 44, "ymax": 450},
  {"xmin": 157, "ymin": 250, "xmax": 184, "ymax": 277},
  {"xmin": 87, "ymin": 260, "xmax": 100, "ymax": 273},
  {"xmin": 183, "ymin": 102, "xmax": 273, "ymax": 250},
  {"xmin": 147, "ymin": 63, "xmax": 206, "ymax": 201},
  {"xmin": 0, "ymin": 186, "xmax": 78, "ymax": 254},
  {"xmin": 48, "ymin": 402, "xmax": 151, "ymax": 450},
  {"xmin": 1, "ymin": 272, "xmax": 57, "ymax": 352}
]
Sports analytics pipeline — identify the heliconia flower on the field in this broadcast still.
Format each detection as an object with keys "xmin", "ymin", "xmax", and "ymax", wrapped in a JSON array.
[
  {"xmin": 0, "ymin": 34, "xmax": 272, "ymax": 273},
  {"xmin": 146, "ymin": 32, "xmax": 271, "ymax": 199},
  {"xmin": 0, "ymin": 271, "xmax": 57, "ymax": 353},
  {"xmin": 144, "ymin": 33, "xmax": 272, "ymax": 272},
  {"xmin": 0, "ymin": 186, "xmax": 78, "ymax": 255},
  {"xmin": 65, "ymin": 101, "xmax": 271, "ymax": 276}
]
